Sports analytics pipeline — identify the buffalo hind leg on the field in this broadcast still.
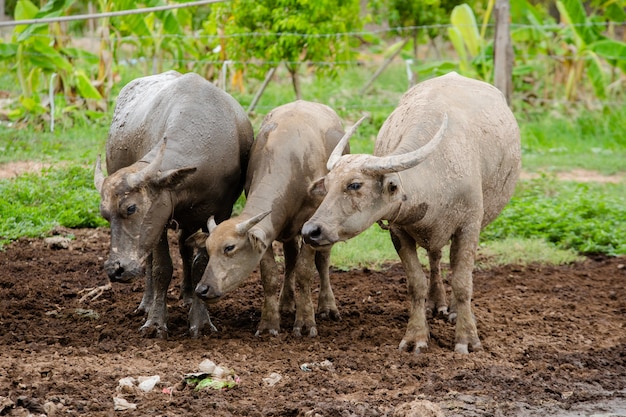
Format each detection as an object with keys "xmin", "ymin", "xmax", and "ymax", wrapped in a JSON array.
[
  {"xmin": 391, "ymin": 229, "xmax": 429, "ymax": 354},
  {"xmin": 279, "ymin": 239, "xmax": 299, "ymax": 314},
  {"xmin": 140, "ymin": 229, "xmax": 173, "ymax": 339},
  {"xmin": 181, "ymin": 230, "xmax": 217, "ymax": 338},
  {"xmin": 178, "ymin": 229, "xmax": 195, "ymax": 307},
  {"xmin": 448, "ymin": 224, "xmax": 482, "ymax": 354},
  {"xmin": 315, "ymin": 246, "xmax": 340, "ymax": 320},
  {"xmin": 255, "ymin": 246, "xmax": 282, "ymax": 336}
]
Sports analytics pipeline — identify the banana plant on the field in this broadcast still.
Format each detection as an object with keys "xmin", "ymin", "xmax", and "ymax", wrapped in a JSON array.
[
  {"xmin": 556, "ymin": 0, "xmax": 626, "ymax": 100},
  {"xmin": 447, "ymin": 1, "xmax": 495, "ymax": 81},
  {"xmin": 0, "ymin": 0, "xmax": 102, "ymax": 124}
]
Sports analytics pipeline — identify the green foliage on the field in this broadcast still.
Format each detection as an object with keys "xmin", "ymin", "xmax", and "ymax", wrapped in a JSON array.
[
  {"xmin": 511, "ymin": 0, "xmax": 626, "ymax": 103},
  {"xmin": 211, "ymin": 0, "xmax": 362, "ymax": 94},
  {"xmin": 520, "ymin": 103, "xmax": 626, "ymax": 174},
  {"xmin": 0, "ymin": 165, "xmax": 106, "ymax": 247},
  {"xmin": 0, "ymin": 0, "xmax": 105, "ymax": 126},
  {"xmin": 368, "ymin": 0, "xmax": 464, "ymax": 57},
  {"xmin": 483, "ymin": 174, "xmax": 626, "ymax": 256}
]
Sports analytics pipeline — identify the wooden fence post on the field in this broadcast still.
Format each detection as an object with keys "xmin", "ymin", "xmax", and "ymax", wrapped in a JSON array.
[{"xmin": 494, "ymin": 0, "xmax": 513, "ymax": 105}]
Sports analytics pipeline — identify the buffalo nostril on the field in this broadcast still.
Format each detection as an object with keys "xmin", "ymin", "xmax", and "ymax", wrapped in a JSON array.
[
  {"xmin": 196, "ymin": 284, "xmax": 210, "ymax": 299},
  {"xmin": 302, "ymin": 223, "xmax": 322, "ymax": 241},
  {"xmin": 106, "ymin": 262, "xmax": 125, "ymax": 281}
]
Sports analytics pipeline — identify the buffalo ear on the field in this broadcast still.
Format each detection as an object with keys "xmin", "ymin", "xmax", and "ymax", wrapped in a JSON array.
[
  {"xmin": 185, "ymin": 229, "xmax": 209, "ymax": 249},
  {"xmin": 154, "ymin": 166, "xmax": 197, "ymax": 188},
  {"xmin": 383, "ymin": 174, "xmax": 400, "ymax": 196},
  {"xmin": 249, "ymin": 228, "xmax": 268, "ymax": 254},
  {"xmin": 309, "ymin": 177, "xmax": 327, "ymax": 197}
]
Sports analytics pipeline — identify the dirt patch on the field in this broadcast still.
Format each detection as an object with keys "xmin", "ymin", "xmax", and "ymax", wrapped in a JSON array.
[
  {"xmin": 1, "ymin": 228, "xmax": 625, "ymax": 416},
  {"xmin": 0, "ymin": 161, "xmax": 51, "ymax": 179},
  {"xmin": 520, "ymin": 169, "xmax": 625, "ymax": 183}
]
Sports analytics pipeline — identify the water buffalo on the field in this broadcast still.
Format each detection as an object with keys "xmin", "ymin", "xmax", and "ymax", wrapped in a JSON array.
[
  {"xmin": 94, "ymin": 70, "xmax": 254, "ymax": 338},
  {"xmin": 191, "ymin": 100, "xmax": 356, "ymax": 337},
  {"xmin": 302, "ymin": 72, "xmax": 521, "ymax": 354}
]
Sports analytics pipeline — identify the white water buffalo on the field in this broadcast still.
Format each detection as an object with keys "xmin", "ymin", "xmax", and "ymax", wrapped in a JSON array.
[
  {"xmin": 94, "ymin": 70, "xmax": 254, "ymax": 338},
  {"xmin": 192, "ymin": 100, "xmax": 354, "ymax": 337},
  {"xmin": 302, "ymin": 72, "xmax": 521, "ymax": 354}
]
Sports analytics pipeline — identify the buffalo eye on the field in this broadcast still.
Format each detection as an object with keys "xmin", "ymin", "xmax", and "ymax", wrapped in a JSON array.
[
  {"xmin": 347, "ymin": 182, "xmax": 362, "ymax": 191},
  {"xmin": 126, "ymin": 204, "xmax": 137, "ymax": 216},
  {"xmin": 224, "ymin": 244, "xmax": 235, "ymax": 255}
]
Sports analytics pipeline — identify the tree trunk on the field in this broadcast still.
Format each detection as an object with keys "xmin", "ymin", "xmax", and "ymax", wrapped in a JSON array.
[
  {"xmin": 494, "ymin": 0, "xmax": 513, "ymax": 106},
  {"xmin": 248, "ymin": 66, "xmax": 277, "ymax": 115},
  {"xmin": 287, "ymin": 63, "xmax": 301, "ymax": 100},
  {"xmin": 359, "ymin": 38, "xmax": 410, "ymax": 95}
]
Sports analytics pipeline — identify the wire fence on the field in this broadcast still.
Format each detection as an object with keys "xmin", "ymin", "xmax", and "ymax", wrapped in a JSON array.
[{"xmin": 0, "ymin": 2, "xmax": 624, "ymax": 117}]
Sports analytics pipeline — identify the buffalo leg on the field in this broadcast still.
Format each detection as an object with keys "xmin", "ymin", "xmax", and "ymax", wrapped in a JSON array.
[
  {"xmin": 178, "ymin": 230, "xmax": 195, "ymax": 307},
  {"xmin": 179, "ymin": 230, "xmax": 216, "ymax": 338},
  {"xmin": 427, "ymin": 249, "xmax": 448, "ymax": 318},
  {"xmin": 255, "ymin": 246, "xmax": 281, "ymax": 336},
  {"xmin": 140, "ymin": 229, "xmax": 173, "ymax": 339},
  {"xmin": 135, "ymin": 253, "xmax": 154, "ymax": 315},
  {"xmin": 449, "ymin": 223, "xmax": 482, "ymax": 354},
  {"xmin": 391, "ymin": 229, "xmax": 429, "ymax": 354},
  {"xmin": 315, "ymin": 246, "xmax": 340, "ymax": 320},
  {"xmin": 279, "ymin": 239, "xmax": 298, "ymax": 314},
  {"xmin": 293, "ymin": 243, "xmax": 317, "ymax": 337}
]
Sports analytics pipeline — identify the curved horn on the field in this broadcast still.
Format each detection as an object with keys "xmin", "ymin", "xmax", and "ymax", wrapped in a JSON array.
[
  {"xmin": 363, "ymin": 113, "xmax": 448, "ymax": 175},
  {"xmin": 94, "ymin": 155, "xmax": 105, "ymax": 193},
  {"xmin": 127, "ymin": 136, "xmax": 168, "ymax": 188},
  {"xmin": 207, "ymin": 216, "xmax": 218, "ymax": 234},
  {"xmin": 327, "ymin": 114, "xmax": 369, "ymax": 171},
  {"xmin": 235, "ymin": 210, "xmax": 271, "ymax": 236}
]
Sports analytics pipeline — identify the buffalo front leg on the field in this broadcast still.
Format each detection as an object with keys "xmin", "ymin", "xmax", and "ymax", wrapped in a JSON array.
[
  {"xmin": 449, "ymin": 223, "xmax": 482, "ymax": 354},
  {"xmin": 135, "ymin": 253, "xmax": 154, "ymax": 315},
  {"xmin": 391, "ymin": 229, "xmax": 429, "ymax": 354},
  {"xmin": 315, "ymin": 246, "xmax": 340, "ymax": 320},
  {"xmin": 255, "ymin": 247, "xmax": 282, "ymax": 337},
  {"xmin": 293, "ymin": 243, "xmax": 318, "ymax": 338},
  {"xmin": 427, "ymin": 249, "xmax": 448, "ymax": 318},
  {"xmin": 140, "ymin": 230, "xmax": 173, "ymax": 339}
]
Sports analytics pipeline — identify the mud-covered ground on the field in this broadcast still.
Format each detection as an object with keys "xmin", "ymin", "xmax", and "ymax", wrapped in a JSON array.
[{"xmin": 1, "ymin": 227, "xmax": 625, "ymax": 416}]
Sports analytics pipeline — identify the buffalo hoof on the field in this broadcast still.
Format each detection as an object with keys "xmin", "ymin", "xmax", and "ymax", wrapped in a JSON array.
[
  {"xmin": 255, "ymin": 328, "xmax": 279, "ymax": 337},
  {"xmin": 399, "ymin": 339, "xmax": 429, "ymax": 355},
  {"xmin": 139, "ymin": 322, "xmax": 168, "ymax": 339},
  {"xmin": 317, "ymin": 307, "xmax": 341, "ymax": 321},
  {"xmin": 293, "ymin": 324, "xmax": 317, "ymax": 338}
]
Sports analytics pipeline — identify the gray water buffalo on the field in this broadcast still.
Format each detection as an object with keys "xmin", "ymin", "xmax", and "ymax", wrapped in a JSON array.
[
  {"xmin": 94, "ymin": 70, "xmax": 254, "ymax": 338},
  {"xmin": 192, "ymin": 100, "xmax": 355, "ymax": 337},
  {"xmin": 302, "ymin": 72, "xmax": 521, "ymax": 354}
]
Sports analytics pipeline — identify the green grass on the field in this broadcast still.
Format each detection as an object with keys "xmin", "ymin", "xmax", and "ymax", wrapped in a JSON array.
[
  {"xmin": 0, "ymin": 165, "xmax": 106, "ymax": 247},
  {"xmin": 519, "ymin": 104, "xmax": 626, "ymax": 174},
  {"xmin": 0, "ymin": 62, "xmax": 624, "ymax": 267}
]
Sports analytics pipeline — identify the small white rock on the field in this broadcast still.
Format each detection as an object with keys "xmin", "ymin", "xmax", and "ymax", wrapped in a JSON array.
[
  {"xmin": 198, "ymin": 359, "xmax": 217, "ymax": 374},
  {"xmin": 113, "ymin": 397, "xmax": 137, "ymax": 411},
  {"xmin": 137, "ymin": 375, "xmax": 160, "ymax": 392}
]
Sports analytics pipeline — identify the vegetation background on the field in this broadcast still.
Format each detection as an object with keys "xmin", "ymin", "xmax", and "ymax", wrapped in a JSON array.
[{"xmin": 0, "ymin": 0, "xmax": 624, "ymax": 268}]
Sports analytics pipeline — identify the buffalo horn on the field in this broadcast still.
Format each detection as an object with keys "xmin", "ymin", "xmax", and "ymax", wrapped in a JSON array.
[
  {"xmin": 127, "ymin": 137, "xmax": 168, "ymax": 188},
  {"xmin": 94, "ymin": 155, "xmax": 105, "ymax": 193},
  {"xmin": 362, "ymin": 113, "xmax": 448, "ymax": 175},
  {"xmin": 327, "ymin": 114, "xmax": 369, "ymax": 171},
  {"xmin": 207, "ymin": 216, "xmax": 218, "ymax": 234},
  {"xmin": 235, "ymin": 210, "xmax": 272, "ymax": 236}
]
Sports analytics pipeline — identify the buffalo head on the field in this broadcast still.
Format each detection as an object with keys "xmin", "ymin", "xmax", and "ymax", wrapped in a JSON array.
[
  {"xmin": 191, "ymin": 211, "xmax": 271, "ymax": 301},
  {"xmin": 94, "ymin": 138, "xmax": 197, "ymax": 282},
  {"xmin": 302, "ymin": 113, "xmax": 448, "ymax": 247}
]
